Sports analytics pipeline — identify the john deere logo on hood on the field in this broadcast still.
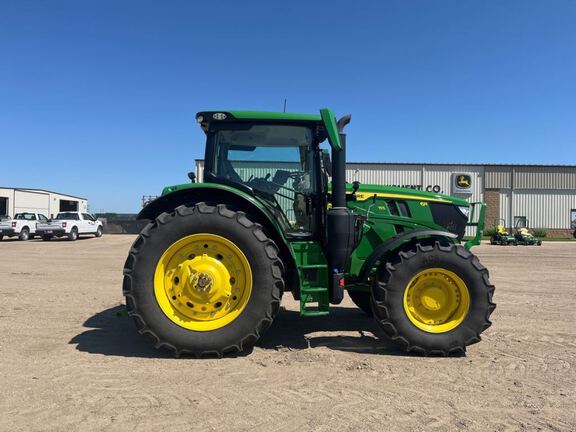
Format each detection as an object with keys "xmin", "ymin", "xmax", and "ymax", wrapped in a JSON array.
[{"xmin": 457, "ymin": 175, "xmax": 471, "ymax": 188}]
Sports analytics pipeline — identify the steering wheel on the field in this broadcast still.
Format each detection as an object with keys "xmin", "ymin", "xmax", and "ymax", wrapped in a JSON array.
[
  {"xmin": 289, "ymin": 171, "xmax": 306, "ymax": 179},
  {"xmin": 247, "ymin": 171, "xmax": 298, "ymax": 195}
]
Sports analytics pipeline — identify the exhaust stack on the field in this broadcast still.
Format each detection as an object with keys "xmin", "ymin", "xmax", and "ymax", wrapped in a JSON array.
[{"xmin": 326, "ymin": 114, "xmax": 355, "ymax": 304}]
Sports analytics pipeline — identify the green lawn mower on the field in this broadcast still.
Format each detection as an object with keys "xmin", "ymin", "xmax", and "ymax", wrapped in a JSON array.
[
  {"xmin": 489, "ymin": 219, "xmax": 517, "ymax": 246},
  {"xmin": 514, "ymin": 220, "xmax": 542, "ymax": 246},
  {"xmin": 123, "ymin": 108, "xmax": 495, "ymax": 357}
]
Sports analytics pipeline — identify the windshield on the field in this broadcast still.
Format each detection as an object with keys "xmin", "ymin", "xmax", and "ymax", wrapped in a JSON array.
[
  {"xmin": 14, "ymin": 213, "xmax": 36, "ymax": 220},
  {"xmin": 56, "ymin": 212, "xmax": 79, "ymax": 220},
  {"xmin": 210, "ymin": 124, "xmax": 317, "ymax": 233}
]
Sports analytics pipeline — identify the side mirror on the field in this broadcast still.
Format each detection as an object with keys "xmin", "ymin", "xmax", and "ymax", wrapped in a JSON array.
[
  {"xmin": 321, "ymin": 150, "xmax": 332, "ymax": 177},
  {"xmin": 188, "ymin": 172, "xmax": 196, "ymax": 183}
]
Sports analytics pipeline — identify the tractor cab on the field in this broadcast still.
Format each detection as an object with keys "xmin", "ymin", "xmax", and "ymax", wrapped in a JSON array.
[{"xmin": 199, "ymin": 113, "xmax": 324, "ymax": 238}]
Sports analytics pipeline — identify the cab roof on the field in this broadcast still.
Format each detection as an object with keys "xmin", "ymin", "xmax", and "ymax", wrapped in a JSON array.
[
  {"xmin": 195, "ymin": 108, "xmax": 342, "ymax": 151},
  {"xmin": 196, "ymin": 110, "xmax": 322, "ymax": 123}
]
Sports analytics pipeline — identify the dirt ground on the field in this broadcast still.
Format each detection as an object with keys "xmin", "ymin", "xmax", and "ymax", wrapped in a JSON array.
[{"xmin": 0, "ymin": 235, "xmax": 574, "ymax": 432}]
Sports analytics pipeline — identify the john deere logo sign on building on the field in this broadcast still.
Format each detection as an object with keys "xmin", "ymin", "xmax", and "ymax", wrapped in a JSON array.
[{"xmin": 452, "ymin": 173, "xmax": 473, "ymax": 195}]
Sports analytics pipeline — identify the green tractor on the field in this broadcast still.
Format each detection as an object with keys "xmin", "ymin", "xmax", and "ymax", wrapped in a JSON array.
[{"xmin": 123, "ymin": 109, "xmax": 496, "ymax": 357}]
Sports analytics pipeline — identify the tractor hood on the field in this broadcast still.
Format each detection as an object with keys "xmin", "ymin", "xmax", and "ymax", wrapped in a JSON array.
[{"xmin": 345, "ymin": 183, "xmax": 469, "ymax": 207}]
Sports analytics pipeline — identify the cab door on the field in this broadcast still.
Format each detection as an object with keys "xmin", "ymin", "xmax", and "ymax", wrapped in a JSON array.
[{"xmin": 81, "ymin": 213, "xmax": 95, "ymax": 233}]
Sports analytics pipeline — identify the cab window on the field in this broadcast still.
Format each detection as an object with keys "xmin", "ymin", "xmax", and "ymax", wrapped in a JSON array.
[
  {"xmin": 56, "ymin": 212, "xmax": 79, "ymax": 220},
  {"xmin": 15, "ymin": 213, "xmax": 36, "ymax": 220},
  {"xmin": 210, "ymin": 124, "xmax": 317, "ymax": 234}
]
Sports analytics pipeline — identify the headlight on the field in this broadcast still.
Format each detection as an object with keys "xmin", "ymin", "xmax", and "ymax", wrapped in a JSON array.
[{"xmin": 457, "ymin": 206, "xmax": 470, "ymax": 219}]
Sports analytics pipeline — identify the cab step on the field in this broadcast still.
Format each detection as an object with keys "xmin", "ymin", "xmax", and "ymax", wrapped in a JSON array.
[{"xmin": 300, "ymin": 284, "xmax": 330, "ymax": 317}]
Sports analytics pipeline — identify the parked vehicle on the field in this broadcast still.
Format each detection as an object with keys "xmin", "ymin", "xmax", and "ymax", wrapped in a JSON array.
[
  {"xmin": 0, "ymin": 212, "xmax": 49, "ymax": 241},
  {"xmin": 489, "ymin": 219, "xmax": 517, "ymax": 246},
  {"xmin": 514, "ymin": 220, "xmax": 542, "ymax": 246},
  {"xmin": 36, "ymin": 212, "xmax": 103, "ymax": 241}
]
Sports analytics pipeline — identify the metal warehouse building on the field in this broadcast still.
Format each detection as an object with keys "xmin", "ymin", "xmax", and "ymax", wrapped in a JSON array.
[
  {"xmin": 0, "ymin": 187, "xmax": 88, "ymax": 219},
  {"xmin": 195, "ymin": 160, "xmax": 576, "ymax": 237}
]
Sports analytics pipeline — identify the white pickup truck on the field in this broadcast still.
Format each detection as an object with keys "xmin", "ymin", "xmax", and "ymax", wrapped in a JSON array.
[
  {"xmin": 0, "ymin": 212, "xmax": 49, "ymax": 241},
  {"xmin": 36, "ymin": 211, "xmax": 103, "ymax": 241}
]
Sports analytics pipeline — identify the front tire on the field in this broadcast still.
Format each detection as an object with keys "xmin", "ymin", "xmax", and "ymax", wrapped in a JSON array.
[
  {"xmin": 95, "ymin": 226, "xmax": 103, "ymax": 238},
  {"xmin": 371, "ymin": 242, "xmax": 495, "ymax": 355},
  {"xmin": 123, "ymin": 203, "xmax": 284, "ymax": 358}
]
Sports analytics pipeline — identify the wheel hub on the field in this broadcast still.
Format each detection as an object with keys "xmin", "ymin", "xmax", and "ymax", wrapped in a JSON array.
[
  {"xmin": 420, "ymin": 287, "xmax": 446, "ymax": 311},
  {"xmin": 403, "ymin": 268, "xmax": 470, "ymax": 333},
  {"xmin": 154, "ymin": 234, "xmax": 252, "ymax": 331},
  {"xmin": 193, "ymin": 272, "xmax": 213, "ymax": 292}
]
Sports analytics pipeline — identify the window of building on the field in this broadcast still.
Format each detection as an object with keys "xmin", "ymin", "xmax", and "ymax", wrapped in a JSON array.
[{"xmin": 0, "ymin": 197, "xmax": 7, "ymax": 217}]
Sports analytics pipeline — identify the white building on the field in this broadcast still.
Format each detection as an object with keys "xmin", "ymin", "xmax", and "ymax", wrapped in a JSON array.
[{"xmin": 0, "ymin": 187, "xmax": 88, "ymax": 219}]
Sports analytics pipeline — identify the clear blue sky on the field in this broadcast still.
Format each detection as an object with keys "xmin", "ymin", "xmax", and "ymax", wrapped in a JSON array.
[{"xmin": 1, "ymin": 1, "xmax": 575, "ymax": 212}]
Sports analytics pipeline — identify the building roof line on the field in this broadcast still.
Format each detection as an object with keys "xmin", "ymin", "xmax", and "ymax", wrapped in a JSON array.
[{"xmin": 0, "ymin": 187, "xmax": 87, "ymax": 201}]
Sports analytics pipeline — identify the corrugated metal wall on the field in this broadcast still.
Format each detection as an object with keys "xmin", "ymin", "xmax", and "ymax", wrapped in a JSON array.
[
  {"xmin": 499, "ymin": 189, "xmax": 511, "ymax": 227},
  {"xmin": 486, "ymin": 166, "xmax": 576, "ymax": 190},
  {"xmin": 512, "ymin": 190, "xmax": 576, "ymax": 229},
  {"xmin": 346, "ymin": 164, "xmax": 421, "ymax": 187},
  {"xmin": 514, "ymin": 167, "xmax": 576, "ymax": 190},
  {"xmin": 485, "ymin": 167, "xmax": 511, "ymax": 189}
]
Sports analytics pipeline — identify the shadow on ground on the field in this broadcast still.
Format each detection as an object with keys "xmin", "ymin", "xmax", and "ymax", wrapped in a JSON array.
[
  {"xmin": 71, "ymin": 304, "xmax": 407, "ymax": 358},
  {"xmin": 70, "ymin": 305, "xmax": 170, "ymax": 358}
]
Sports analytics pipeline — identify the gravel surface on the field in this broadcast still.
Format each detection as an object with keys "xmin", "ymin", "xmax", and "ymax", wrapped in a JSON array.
[{"xmin": 0, "ymin": 235, "xmax": 574, "ymax": 431}]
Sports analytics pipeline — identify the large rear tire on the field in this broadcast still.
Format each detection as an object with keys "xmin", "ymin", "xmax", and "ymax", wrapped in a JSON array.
[
  {"xmin": 123, "ymin": 203, "xmax": 284, "ymax": 358},
  {"xmin": 371, "ymin": 242, "xmax": 495, "ymax": 356}
]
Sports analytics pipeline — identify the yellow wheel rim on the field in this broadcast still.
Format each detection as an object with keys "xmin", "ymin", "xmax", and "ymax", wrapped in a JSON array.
[
  {"xmin": 154, "ymin": 233, "xmax": 252, "ymax": 331},
  {"xmin": 403, "ymin": 268, "xmax": 470, "ymax": 333}
]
